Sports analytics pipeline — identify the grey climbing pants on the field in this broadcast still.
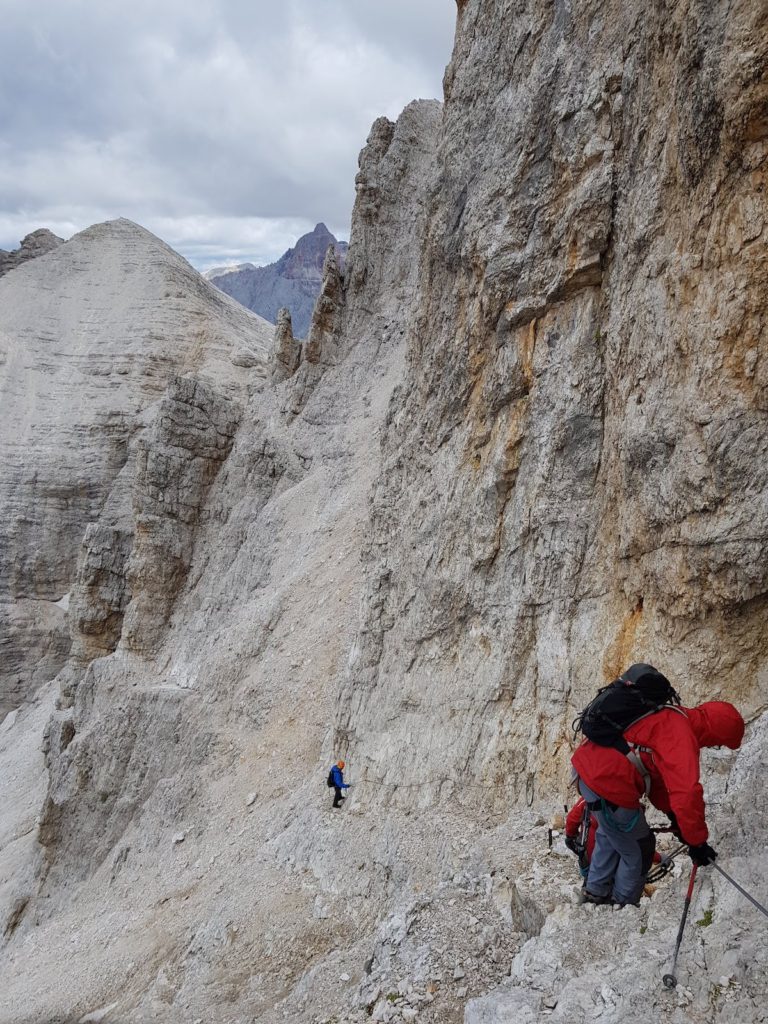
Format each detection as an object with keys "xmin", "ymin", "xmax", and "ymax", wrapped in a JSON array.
[{"xmin": 578, "ymin": 780, "xmax": 655, "ymax": 906}]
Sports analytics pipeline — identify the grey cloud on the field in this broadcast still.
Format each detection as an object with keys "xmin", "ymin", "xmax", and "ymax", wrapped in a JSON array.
[{"xmin": 0, "ymin": 0, "xmax": 455, "ymax": 266}]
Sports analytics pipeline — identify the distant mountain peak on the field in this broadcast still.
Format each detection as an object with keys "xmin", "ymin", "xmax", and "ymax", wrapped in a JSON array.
[
  {"xmin": 208, "ymin": 223, "xmax": 349, "ymax": 339},
  {"xmin": 0, "ymin": 227, "xmax": 64, "ymax": 278},
  {"xmin": 203, "ymin": 262, "xmax": 255, "ymax": 281}
]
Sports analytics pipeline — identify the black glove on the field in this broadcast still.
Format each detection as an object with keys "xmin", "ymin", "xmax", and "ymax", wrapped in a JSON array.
[
  {"xmin": 564, "ymin": 836, "xmax": 579, "ymax": 856},
  {"xmin": 688, "ymin": 842, "xmax": 717, "ymax": 866}
]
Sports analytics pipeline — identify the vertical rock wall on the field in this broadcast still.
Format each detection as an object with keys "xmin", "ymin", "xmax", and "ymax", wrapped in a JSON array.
[
  {"xmin": 336, "ymin": 0, "xmax": 768, "ymax": 808},
  {"xmin": 122, "ymin": 377, "xmax": 242, "ymax": 655}
]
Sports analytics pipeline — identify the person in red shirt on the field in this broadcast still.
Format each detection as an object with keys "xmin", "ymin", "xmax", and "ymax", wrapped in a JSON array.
[
  {"xmin": 564, "ymin": 797, "xmax": 598, "ymax": 879},
  {"xmin": 571, "ymin": 664, "xmax": 744, "ymax": 906}
]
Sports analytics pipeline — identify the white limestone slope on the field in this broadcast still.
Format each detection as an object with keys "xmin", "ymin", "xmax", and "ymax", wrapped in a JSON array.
[{"xmin": 0, "ymin": 218, "xmax": 272, "ymax": 716}]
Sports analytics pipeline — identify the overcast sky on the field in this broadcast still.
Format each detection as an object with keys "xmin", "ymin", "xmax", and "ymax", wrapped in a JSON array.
[{"xmin": 0, "ymin": 1, "xmax": 455, "ymax": 270}]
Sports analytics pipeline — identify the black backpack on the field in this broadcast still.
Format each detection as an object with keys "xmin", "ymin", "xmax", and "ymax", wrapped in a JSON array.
[
  {"xmin": 573, "ymin": 663, "xmax": 681, "ymax": 756},
  {"xmin": 326, "ymin": 769, "xmax": 335, "ymax": 788}
]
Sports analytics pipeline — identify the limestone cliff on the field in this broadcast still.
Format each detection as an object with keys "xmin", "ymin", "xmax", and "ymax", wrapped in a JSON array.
[
  {"xmin": 337, "ymin": 0, "xmax": 768, "ymax": 812},
  {"xmin": 1, "ymin": 3, "xmax": 767, "ymax": 1024},
  {"xmin": 0, "ymin": 218, "xmax": 272, "ymax": 718}
]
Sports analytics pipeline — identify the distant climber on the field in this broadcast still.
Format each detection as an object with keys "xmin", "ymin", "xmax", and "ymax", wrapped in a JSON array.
[
  {"xmin": 328, "ymin": 759, "xmax": 351, "ymax": 809},
  {"xmin": 571, "ymin": 663, "xmax": 745, "ymax": 907}
]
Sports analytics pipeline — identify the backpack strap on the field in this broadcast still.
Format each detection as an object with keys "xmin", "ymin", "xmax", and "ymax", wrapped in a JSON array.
[
  {"xmin": 625, "ymin": 705, "xmax": 688, "ymax": 795},
  {"xmin": 626, "ymin": 746, "xmax": 652, "ymax": 795},
  {"xmin": 666, "ymin": 705, "xmax": 688, "ymax": 718}
]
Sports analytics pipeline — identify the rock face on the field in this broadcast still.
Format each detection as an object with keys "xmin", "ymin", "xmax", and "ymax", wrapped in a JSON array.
[
  {"xmin": 271, "ymin": 308, "xmax": 302, "ymax": 382},
  {"xmin": 61, "ymin": 375, "xmax": 242, "ymax": 679},
  {"xmin": 336, "ymin": 0, "xmax": 768, "ymax": 811},
  {"xmin": 1, "ymin": 3, "xmax": 767, "ymax": 1024},
  {"xmin": 0, "ymin": 229, "xmax": 64, "ymax": 278},
  {"xmin": 0, "ymin": 218, "xmax": 272, "ymax": 717},
  {"xmin": 303, "ymin": 246, "xmax": 345, "ymax": 365},
  {"xmin": 209, "ymin": 222, "xmax": 349, "ymax": 337},
  {"xmin": 121, "ymin": 376, "xmax": 242, "ymax": 656}
]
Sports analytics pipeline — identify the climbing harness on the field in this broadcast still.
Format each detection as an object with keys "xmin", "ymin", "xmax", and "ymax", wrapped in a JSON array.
[
  {"xmin": 581, "ymin": 792, "xmax": 642, "ymax": 833},
  {"xmin": 601, "ymin": 800, "xmax": 641, "ymax": 833}
]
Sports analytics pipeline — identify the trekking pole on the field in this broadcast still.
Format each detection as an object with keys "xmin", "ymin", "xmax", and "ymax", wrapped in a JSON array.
[
  {"xmin": 712, "ymin": 863, "xmax": 768, "ymax": 920},
  {"xmin": 662, "ymin": 863, "xmax": 698, "ymax": 989}
]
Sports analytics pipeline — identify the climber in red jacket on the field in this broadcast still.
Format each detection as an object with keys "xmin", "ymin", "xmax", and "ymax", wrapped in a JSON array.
[
  {"xmin": 572, "ymin": 687, "xmax": 744, "ymax": 906},
  {"xmin": 565, "ymin": 798, "xmax": 598, "ymax": 858},
  {"xmin": 564, "ymin": 797, "xmax": 598, "ymax": 879}
]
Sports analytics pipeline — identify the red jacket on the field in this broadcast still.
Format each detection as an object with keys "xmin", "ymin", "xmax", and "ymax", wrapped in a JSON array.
[
  {"xmin": 565, "ymin": 797, "xmax": 597, "ymax": 860},
  {"xmin": 571, "ymin": 702, "xmax": 744, "ymax": 847}
]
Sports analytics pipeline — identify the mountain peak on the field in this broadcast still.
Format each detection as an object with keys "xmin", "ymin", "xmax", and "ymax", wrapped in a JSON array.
[
  {"xmin": 281, "ymin": 224, "xmax": 347, "ymax": 277},
  {"xmin": 0, "ymin": 227, "xmax": 64, "ymax": 278},
  {"xmin": 209, "ymin": 223, "xmax": 349, "ymax": 337}
]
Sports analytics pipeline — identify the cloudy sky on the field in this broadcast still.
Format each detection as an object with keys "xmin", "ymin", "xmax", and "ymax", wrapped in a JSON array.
[{"xmin": 0, "ymin": 1, "xmax": 455, "ymax": 270}]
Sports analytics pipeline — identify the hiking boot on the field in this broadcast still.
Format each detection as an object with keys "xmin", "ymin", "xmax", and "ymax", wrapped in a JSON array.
[{"xmin": 582, "ymin": 889, "xmax": 614, "ymax": 906}]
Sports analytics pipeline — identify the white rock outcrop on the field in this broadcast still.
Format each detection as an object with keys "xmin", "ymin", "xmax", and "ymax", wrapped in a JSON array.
[{"xmin": 271, "ymin": 307, "xmax": 302, "ymax": 382}]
